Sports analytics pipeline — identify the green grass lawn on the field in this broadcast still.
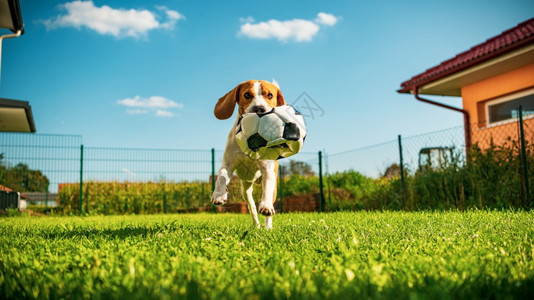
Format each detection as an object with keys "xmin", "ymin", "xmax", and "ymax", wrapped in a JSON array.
[{"xmin": 1, "ymin": 211, "xmax": 533, "ymax": 299}]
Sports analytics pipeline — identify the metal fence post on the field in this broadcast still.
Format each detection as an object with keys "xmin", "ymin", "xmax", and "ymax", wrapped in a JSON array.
[
  {"xmin": 398, "ymin": 135, "xmax": 406, "ymax": 209},
  {"xmin": 278, "ymin": 165, "xmax": 284, "ymax": 213},
  {"xmin": 211, "ymin": 148, "xmax": 216, "ymax": 213},
  {"xmin": 518, "ymin": 106, "xmax": 530, "ymax": 207},
  {"xmin": 79, "ymin": 144, "xmax": 84, "ymax": 215},
  {"xmin": 318, "ymin": 151, "xmax": 325, "ymax": 212}
]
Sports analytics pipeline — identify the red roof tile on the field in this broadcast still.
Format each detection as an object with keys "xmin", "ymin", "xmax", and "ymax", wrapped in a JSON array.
[
  {"xmin": 0, "ymin": 184, "xmax": 16, "ymax": 193},
  {"xmin": 0, "ymin": 184, "xmax": 29, "ymax": 199},
  {"xmin": 398, "ymin": 18, "xmax": 534, "ymax": 93}
]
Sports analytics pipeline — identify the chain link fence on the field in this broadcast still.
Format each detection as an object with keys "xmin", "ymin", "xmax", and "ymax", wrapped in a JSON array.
[
  {"xmin": 0, "ymin": 134, "xmax": 81, "ymax": 207},
  {"xmin": 322, "ymin": 114, "xmax": 533, "ymax": 210},
  {"xmin": 1, "ymin": 112, "xmax": 532, "ymax": 213}
]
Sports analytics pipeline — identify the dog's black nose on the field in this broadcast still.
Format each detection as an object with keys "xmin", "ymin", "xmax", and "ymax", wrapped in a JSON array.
[{"xmin": 251, "ymin": 106, "xmax": 266, "ymax": 114}]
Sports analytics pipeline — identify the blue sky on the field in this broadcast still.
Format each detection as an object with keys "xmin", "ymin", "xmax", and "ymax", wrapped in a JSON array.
[{"xmin": 1, "ymin": 0, "xmax": 533, "ymax": 154}]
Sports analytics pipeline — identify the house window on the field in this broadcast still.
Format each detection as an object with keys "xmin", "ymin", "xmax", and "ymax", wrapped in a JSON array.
[{"xmin": 486, "ymin": 88, "xmax": 534, "ymax": 125}]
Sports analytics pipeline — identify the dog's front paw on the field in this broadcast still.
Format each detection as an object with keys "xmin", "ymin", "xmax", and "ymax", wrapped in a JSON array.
[
  {"xmin": 258, "ymin": 202, "xmax": 275, "ymax": 216},
  {"xmin": 211, "ymin": 191, "xmax": 227, "ymax": 205}
]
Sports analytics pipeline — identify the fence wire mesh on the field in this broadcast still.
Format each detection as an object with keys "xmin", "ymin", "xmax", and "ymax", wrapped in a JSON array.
[
  {"xmin": 326, "ymin": 126, "xmax": 466, "ymax": 178},
  {"xmin": 83, "ymin": 147, "xmax": 212, "ymax": 182},
  {"xmin": 0, "ymin": 133, "xmax": 82, "ymax": 206},
  {"xmin": 0, "ymin": 113, "xmax": 532, "ymax": 212}
]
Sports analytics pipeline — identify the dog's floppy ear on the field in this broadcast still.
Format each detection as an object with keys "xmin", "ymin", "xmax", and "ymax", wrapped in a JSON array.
[
  {"xmin": 276, "ymin": 88, "xmax": 286, "ymax": 106},
  {"xmin": 214, "ymin": 84, "xmax": 240, "ymax": 120},
  {"xmin": 272, "ymin": 79, "xmax": 285, "ymax": 106}
]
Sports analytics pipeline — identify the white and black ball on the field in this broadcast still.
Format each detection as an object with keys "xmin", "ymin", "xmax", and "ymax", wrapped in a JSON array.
[{"xmin": 235, "ymin": 105, "xmax": 306, "ymax": 160}]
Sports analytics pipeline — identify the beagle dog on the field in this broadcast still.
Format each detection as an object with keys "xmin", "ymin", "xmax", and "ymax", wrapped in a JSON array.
[{"xmin": 212, "ymin": 80, "xmax": 286, "ymax": 229}]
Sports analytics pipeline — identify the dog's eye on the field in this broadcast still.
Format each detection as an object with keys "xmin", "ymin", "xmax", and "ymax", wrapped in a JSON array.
[
  {"xmin": 244, "ymin": 92, "xmax": 252, "ymax": 99},
  {"xmin": 267, "ymin": 93, "xmax": 273, "ymax": 99}
]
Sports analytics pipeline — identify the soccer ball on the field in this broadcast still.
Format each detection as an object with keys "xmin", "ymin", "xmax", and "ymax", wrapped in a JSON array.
[{"xmin": 235, "ymin": 105, "xmax": 306, "ymax": 160}]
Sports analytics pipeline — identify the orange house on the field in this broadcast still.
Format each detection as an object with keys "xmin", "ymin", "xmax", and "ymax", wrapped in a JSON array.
[{"xmin": 398, "ymin": 18, "xmax": 534, "ymax": 149}]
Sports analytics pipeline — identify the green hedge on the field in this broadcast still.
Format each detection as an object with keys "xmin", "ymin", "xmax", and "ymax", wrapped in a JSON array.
[
  {"xmin": 58, "ymin": 181, "xmax": 212, "ymax": 214},
  {"xmin": 289, "ymin": 141, "xmax": 533, "ymax": 211},
  {"xmin": 57, "ymin": 178, "xmax": 266, "ymax": 214}
]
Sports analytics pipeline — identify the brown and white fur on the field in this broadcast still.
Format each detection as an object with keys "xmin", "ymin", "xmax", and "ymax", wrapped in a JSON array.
[{"xmin": 212, "ymin": 80, "xmax": 286, "ymax": 229}]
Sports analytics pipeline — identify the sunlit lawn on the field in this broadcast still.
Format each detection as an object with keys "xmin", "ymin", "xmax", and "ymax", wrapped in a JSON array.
[{"xmin": 1, "ymin": 211, "xmax": 533, "ymax": 299}]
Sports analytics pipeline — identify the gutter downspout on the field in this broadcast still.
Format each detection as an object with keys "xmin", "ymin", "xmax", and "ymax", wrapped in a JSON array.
[
  {"xmin": 0, "ymin": 30, "xmax": 22, "ymax": 83},
  {"xmin": 412, "ymin": 87, "xmax": 472, "ymax": 150}
]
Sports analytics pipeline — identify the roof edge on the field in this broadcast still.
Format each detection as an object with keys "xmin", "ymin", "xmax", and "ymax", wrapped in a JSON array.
[
  {"xmin": 0, "ymin": 98, "xmax": 36, "ymax": 133},
  {"xmin": 398, "ymin": 18, "xmax": 534, "ymax": 94}
]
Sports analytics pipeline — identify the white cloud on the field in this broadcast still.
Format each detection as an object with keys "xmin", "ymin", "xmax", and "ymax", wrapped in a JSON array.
[
  {"xmin": 239, "ymin": 12, "xmax": 339, "ymax": 42},
  {"xmin": 156, "ymin": 5, "xmax": 185, "ymax": 30},
  {"xmin": 118, "ymin": 95, "xmax": 182, "ymax": 109},
  {"xmin": 43, "ymin": 1, "xmax": 184, "ymax": 38},
  {"xmin": 126, "ymin": 109, "xmax": 149, "ymax": 115},
  {"xmin": 240, "ymin": 19, "xmax": 319, "ymax": 42},
  {"xmin": 239, "ymin": 16, "xmax": 255, "ymax": 23},
  {"xmin": 118, "ymin": 96, "xmax": 183, "ymax": 117},
  {"xmin": 155, "ymin": 110, "xmax": 174, "ymax": 117},
  {"xmin": 315, "ymin": 12, "xmax": 338, "ymax": 26}
]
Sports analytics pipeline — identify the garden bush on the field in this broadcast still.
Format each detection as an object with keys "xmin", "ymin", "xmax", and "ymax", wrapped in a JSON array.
[
  {"xmin": 58, "ymin": 181, "xmax": 212, "ymax": 214},
  {"xmin": 281, "ymin": 140, "xmax": 533, "ymax": 211}
]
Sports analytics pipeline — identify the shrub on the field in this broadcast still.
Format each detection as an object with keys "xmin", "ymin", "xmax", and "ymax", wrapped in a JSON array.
[
  {"xmin": 58, "ymin": 181, "xmax": 212, "ymax": 214},
  {"xmin": 281, "ymin": 140, "xmax": 533, "ymax": 211},
  {"xmin": 282, "ymin": 175, "xmax": 319, "ymax": 196}
]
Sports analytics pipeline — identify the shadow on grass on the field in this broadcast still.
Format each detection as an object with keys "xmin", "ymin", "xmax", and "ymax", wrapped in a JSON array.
[{"xmin": 38, "ymin": 221, "xmax": 250, "ymax": 241}]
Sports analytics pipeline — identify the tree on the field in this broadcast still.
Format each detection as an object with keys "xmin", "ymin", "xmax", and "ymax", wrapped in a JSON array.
[
  {"xmin": 382, "ymin": 163, "xmax": 401, "ymax": 179},
  {"xmin": 0, "ymin": 155, "xmax": 49, "ymax": 192},
  {"xmin": 280, "ymin": 160, "xmax": 315, "ymax": 178}
]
